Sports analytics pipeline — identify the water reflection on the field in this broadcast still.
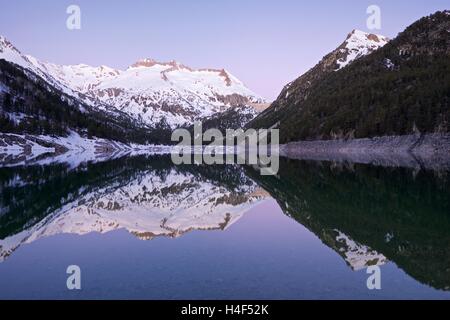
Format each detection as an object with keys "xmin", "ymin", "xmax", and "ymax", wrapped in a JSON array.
[
  {"xmin": 0, "ymin": 155, "xmax": 449, "ymax": 293},
  {"xmin": 0, "ymin": 156, "xmax": 268, "ymax": 261},
  {"xmin": 247, "ymin": 159, "xmax": 450, "ymax": 291}
]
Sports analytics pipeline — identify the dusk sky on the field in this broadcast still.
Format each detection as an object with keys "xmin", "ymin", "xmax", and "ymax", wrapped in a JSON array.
[{"xmin": 0, "ymin": 0, "xmax": 448, "ymax": 100}]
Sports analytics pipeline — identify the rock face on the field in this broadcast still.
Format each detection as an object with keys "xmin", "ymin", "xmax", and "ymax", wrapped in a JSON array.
[{"xmin": 0, "ymin": 36, "xmax": 265, "ymax": 129}]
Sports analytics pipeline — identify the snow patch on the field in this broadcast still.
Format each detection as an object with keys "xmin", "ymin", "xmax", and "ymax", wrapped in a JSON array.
[{"xmin": 336, "ymin": 30, "xmax": 389, "ymax": 70}]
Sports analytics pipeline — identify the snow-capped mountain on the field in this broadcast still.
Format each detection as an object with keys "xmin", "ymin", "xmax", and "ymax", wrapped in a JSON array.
[
  {"xmin": 0, "ymin": 35, "xmax": 265, "ymax": 128},
  {"xmin": 0, "ymin": 35, "xmax": 82, "ymax": 99},
  {"xmin": 248, "ymin": 29, "xmax": 389, "ymax": 130},
  {"xmin": 336, "ymin": 29, "xmax": 389, "ymax": 69}
]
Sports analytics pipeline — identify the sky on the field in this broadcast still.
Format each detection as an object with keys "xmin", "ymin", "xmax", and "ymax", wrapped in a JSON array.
[{"xmin": 0, "ymin": 0, "xmax": 448, "ymax": 100}]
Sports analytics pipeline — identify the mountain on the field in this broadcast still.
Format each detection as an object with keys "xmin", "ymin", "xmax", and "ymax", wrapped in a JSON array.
[
  {"xmin": 0, "ymin": 58, "xmax": 171, "ymax": 145},
  {"xmin": 249, "ymin": 29, "xmax": 388, "ymax": 130},
  {"xmin": 0, "ymin": 36, "xmax": 265, "ymax": 129},
  {"xmin": 44, "ymin": 59, "xmax": 265, "ymax": 128},
  {"xmin": 335, "ymin": 29, "xmax": 390, "ymax": 69},
  {"xmin": 249, "ymin": 11, "xmax": 450, "ymax": 144}
]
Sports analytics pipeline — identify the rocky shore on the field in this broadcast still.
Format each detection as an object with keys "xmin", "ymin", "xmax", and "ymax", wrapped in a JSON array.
[{"xmin": 281, "ymin": 133, "xmax": 450, "ymax": 170}]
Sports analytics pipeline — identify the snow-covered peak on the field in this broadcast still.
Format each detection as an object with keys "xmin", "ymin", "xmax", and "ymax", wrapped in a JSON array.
[
  {"xmin": 126, "ymin": 58, "xmax": 239, "ymax": 86},
  {"xmin": 0, "ymin": 35, "xmax": 87, "ymax": 100},
  {"xmin": 40, "ymin": 63, "xmax": 121, "ymax": 92},
  {"xmin": 345, "ymin": 29, "xmax": 389, "ymax": 45},
  {"xmin": 63, "ymin": 59, "xmax": 265, "ymax": 127},
  {"xmin": 0, "ymin": 35, "xmax": 17, "ymax": 52},
  {"xmin": 0, "ymin": 34, "xmax": 265, "ymax": 128},
  {"xmin": 129, "ymin": 58, "xmax": 160, "ymax": 69},
  {"xmin": 128, "ymin": 58, "xmax": 183, "ymax": 70},
  {"xmin": 337, "ymin": 29, "xmax": 389, "ymax": 69},
  {"xmin": 0, "ymin": 35, "xmax": 31, "ymax": 69}
]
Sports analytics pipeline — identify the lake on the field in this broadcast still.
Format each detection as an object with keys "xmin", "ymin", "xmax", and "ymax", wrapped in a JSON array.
[{"xmin": 0, "ymin": 155, "xmax": 449, "ymax": 299}]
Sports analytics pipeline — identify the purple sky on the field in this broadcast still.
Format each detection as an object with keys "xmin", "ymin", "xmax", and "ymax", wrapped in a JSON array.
[{"xmin": 0, "ymin": 0, "xmax": 448, "ymax": 100}]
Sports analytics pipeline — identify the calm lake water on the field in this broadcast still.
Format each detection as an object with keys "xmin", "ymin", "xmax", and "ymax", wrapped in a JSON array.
[{"xmin": 0, "ymin": 155, "xmax": 449, "ymax": 299}]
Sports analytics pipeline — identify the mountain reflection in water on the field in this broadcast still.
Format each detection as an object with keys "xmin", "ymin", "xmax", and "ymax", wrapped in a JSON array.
[
  {"xmin": 0, "ymin": 155, "xmax": 449, "ymax": 298},
  {"xmin": 0, "ymin": 156, "xmax": 268, "ymax": 260},
  {"xmin": 247, "ymin": 159, "xmax": 450, "ymax": 291}
]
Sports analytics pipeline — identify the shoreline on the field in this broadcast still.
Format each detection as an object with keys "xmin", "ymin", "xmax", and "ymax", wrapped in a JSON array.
[
  {"xmin": 280, "ymin": 133, "xmax": 450, "ymax": 170},
  {"xmin": 3, "ymin": 132, "xmax": 450, "ymax": 171},
  {"xmin": 0, "ymin": 132, "xmax": 171, "ymax": 167}
]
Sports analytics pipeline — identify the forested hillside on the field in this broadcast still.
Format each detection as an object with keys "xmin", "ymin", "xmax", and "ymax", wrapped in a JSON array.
[{"xmin": 249, "ymin": 11, "xmax": 450, "ymax": 144}]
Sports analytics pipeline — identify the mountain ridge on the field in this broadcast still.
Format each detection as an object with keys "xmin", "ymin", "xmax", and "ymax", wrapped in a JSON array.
[
  {"xmin": 249, "ymin": 29, "xmax": 389, "ymax": 131},
  {"xmin": 0, "ymin": 36, "xmax": 265, "ymax": 128}
]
